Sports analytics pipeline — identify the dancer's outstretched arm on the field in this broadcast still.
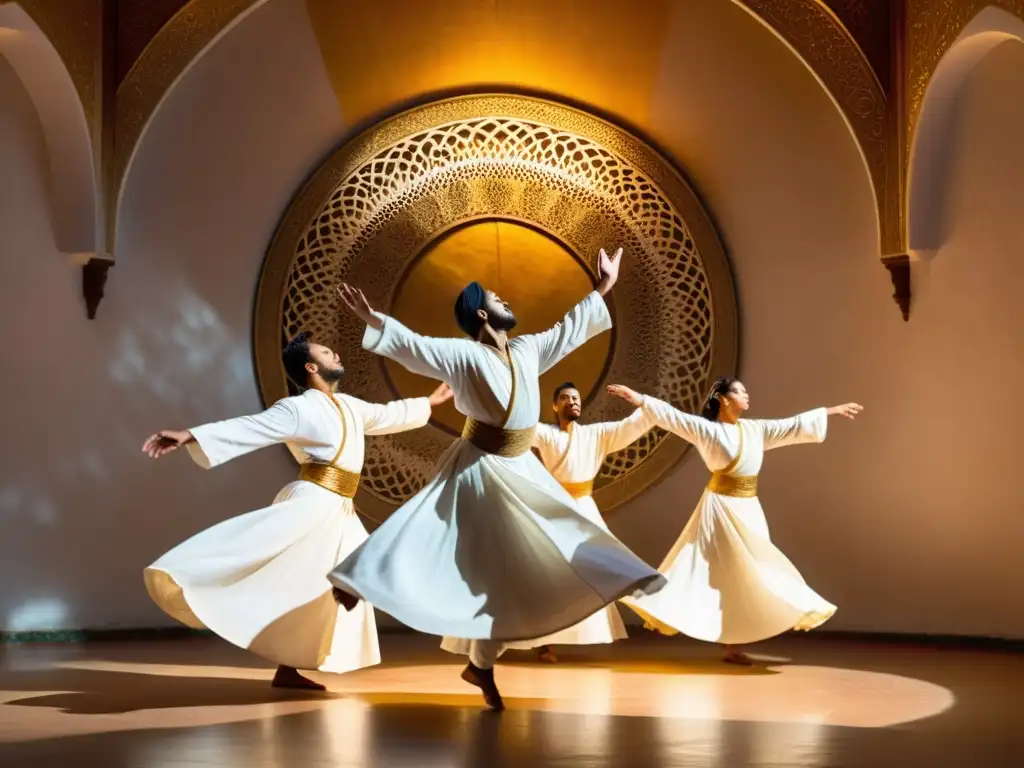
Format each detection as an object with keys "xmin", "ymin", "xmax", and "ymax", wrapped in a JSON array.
[
  {"xmin": 606, "ymin": 384, "xmax": 716, "ymax": 446},
  {"xmin": 521, "ymin": 247, "xmax": 623, "ymax": 373},
  {"xmin": 337, "ymin": 284, "xmax": 467, "ymax": 383},
  {"xmin": 142, "ymin": 399, "xmax": 301, "ymax": 468},
  {"xmin": 594, "ymin": 404, "xmax": 659, "ymax": 455},
  {"xmin": 350, "ymin": 383, "xmax": 453, "ymax": 436},
  {"xmin": 759, "ymin": 402, "xmax": 862, "ymax": 451}
]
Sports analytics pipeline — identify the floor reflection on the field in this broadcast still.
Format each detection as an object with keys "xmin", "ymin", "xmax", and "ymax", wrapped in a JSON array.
[{"xmin": 0, "ymin": 632, "xmax": 1017, "ymax": 767}]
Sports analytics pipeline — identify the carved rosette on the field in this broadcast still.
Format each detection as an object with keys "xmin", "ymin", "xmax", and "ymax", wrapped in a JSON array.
[{"xmin": 254, "ymin": 95, "xmax": 737, "ymax": 523}]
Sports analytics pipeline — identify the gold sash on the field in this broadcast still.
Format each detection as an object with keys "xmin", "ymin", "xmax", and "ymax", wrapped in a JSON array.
[
  {"xmin": 706, "ymin": 473, "xmax": 758, "ymax": 498},
  {"xmin": 462, "ymin": 342, "xmax": 535, "ymax": 457},
  {"xmin": 560, "ymin": 478, "xmax": 594, "ymax": 499},
  {"xmin": 462, "ymin": 418, "xmax": 535, "ymax": 457},
  {"xmin": 299, "ymin": 462, "xmax": 360, "ymax": 498},
  {"xmin": 705, "ymin": 419, "xmax": 757, "ymax": 497},
  {"xmin": 301, "ymin": 391, "xmax": 359, "ymax": 499}
]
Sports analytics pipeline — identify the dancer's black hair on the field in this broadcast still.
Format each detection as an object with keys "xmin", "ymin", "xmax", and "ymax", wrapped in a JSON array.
[{"xmin": 701, "ymin": 376, "xmax": 740, "ymax": 421}]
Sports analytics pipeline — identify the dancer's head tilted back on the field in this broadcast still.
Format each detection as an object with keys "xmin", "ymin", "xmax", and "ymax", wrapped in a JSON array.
[
  {"xmin": 552, "ymin": 381, "xmax": 582, "ymax": 427},
  {"xmin": 283, "ymin": 331, "xmax": 346, "ymax": 390},
  {"xmin": 453, "ymin": 282, "xmax": 518, "ymax": 339},
  {"xmin": 701, "ymin": 377, "xmax": 749, "ymax": 423}
]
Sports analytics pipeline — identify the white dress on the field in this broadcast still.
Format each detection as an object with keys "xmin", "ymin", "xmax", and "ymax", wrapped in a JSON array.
[
  {"xmin": 144, "ymin": 389, "xmax": 431, "ymax": 673},
  {"xmin": 621, "ymin": 396, "xmax": 837, "ymax": 646},
  {"xmin": 441, "ymin": 406, "xmax": 657, "ymax": 656},
  {"xmin": 327, "ymin": 292, "xmax": 666, "ymax": 642}
]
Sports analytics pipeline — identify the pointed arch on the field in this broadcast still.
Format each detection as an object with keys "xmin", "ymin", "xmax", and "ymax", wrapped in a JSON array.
[
  {"xmin": 0, "ymin": 2, "xmax": 97, "ymax": 255},
  {"xmin": 908, "ymin": 5, "xmax": 1024, "ymax": 252}
]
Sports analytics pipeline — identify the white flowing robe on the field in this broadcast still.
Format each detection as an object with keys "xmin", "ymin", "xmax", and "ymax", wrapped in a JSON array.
[
  {"xmin": 144, "ymin": 388, "xmax": 431, "ymax": 673},
  {"xmin": 441, "ymin": 406, "xmax": 657, "ymax": 655},
  {"xmin": 327, "ymin": 292, "xmax": 666, "ymax": 642},
  {"xmin": 621, "ymin": 396, "xmax": 837, "ymax": 646}
]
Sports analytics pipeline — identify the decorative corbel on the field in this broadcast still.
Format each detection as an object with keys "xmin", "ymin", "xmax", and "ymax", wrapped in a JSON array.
[
  {"xmin": 881, "ymin": 253, "xmax": 911, "ymax": 322},
  {"xmin": 69, "ymin": 252, "xmax": 114, "ymax": 319}
]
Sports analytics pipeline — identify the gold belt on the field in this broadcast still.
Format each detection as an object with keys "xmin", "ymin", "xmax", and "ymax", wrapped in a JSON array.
[
  {"xmin": 560, "ymin": 479, "xmax": 595, "ymax": 499},
  {"xmin": 461, "ymin": 417, "xmax": 535, "ymax": 457},
  {"xmin": 706, "ymin": 473, "xmax": 758, "ymax": 498},
  {"xmin": 299, "ymin": 463, "xmax": 360, "ymax": 498}
]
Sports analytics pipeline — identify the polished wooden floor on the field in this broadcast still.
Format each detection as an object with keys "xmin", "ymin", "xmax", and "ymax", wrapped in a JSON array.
[{"xmin": 1, "ymin": 631, "xmax": 1021, "ymax": 767}]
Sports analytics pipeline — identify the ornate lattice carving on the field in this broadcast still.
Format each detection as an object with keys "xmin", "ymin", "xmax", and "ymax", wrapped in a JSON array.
[
  {"xmin": 825, "ymin": 0, "xmax": 892, "ymax": 85},
  {"xmin": 256, "ymin": 96, "xmax": 737, "ymax": 521}
]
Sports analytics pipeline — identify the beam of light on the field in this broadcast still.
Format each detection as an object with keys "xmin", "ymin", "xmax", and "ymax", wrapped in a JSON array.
[
  {"xmin": 5, "ymin": 598, "xmax": 69, "ymax": 632},
  {"xmin": 32, "ymin": 657, "xmax": 956, "ymax": 731}
]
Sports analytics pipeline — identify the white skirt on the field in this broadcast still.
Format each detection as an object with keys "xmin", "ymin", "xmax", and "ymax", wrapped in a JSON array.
[
  {"xmin": 329, "ymin": 440, "xmax": 666, "ymax": 642},
  {"xmin": 622, "ymin": 490, "xmax": 836, "ymax": 646},
  {"xmin": 144, "ymin": 480, "xmax": 378, "ymax": 673},
  {"xmin": 440, "ymin": 494, "xmax": 629, "ymax": 655}
]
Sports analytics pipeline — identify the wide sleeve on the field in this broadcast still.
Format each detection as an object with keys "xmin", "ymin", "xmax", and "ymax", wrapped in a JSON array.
[
  {"xmin": 186, "ymin": 398, "xmax": 301, "ymax": 470},
  {"xmin": 595, "ymin": 405, "xmax": 659, "ymax": 455},
  {"xmin": 641, "ymin": 395, "xmax": 718, "ymax": 448},
  {"xmin": 362, "ymin": 312, "xmax": 467, "ymax": 383},
  {"xmin": 351, "ymin": 396, "xmax": 433, "ymax": 436},
  {"xmin": 532, "ymin": 422, "xmax": 559, "ymax": 450},
  {"xmin": 517, "ymin": 291, "xmax": 612, "ymax": 374},
  {"xmin": 757, "ymin": 408, "xmax": 829, "ymax": 451}
]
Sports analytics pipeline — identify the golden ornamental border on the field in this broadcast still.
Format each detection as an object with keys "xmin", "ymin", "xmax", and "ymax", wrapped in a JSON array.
[{"xmin": 254, "ymin": 94, "xmax": 738, "ymax": 521}]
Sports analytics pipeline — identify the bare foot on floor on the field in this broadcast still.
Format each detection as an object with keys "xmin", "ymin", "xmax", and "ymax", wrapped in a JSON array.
[
  {"xmin": 271, "ymin": 666, "xmax": 326, "ymax": 690},
  {"xmin": 537, "ymin": 646, "xmax": 558, "ymax": 664},
  {"xmin": 722, "ymin": 647, "xmax": 754, "ymax": 666},
  {"xmin": 461, "ymin": 664, "xmax": 505, "ymax": 711}
]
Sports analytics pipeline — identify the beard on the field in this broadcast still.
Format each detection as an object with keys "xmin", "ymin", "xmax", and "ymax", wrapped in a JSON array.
[
  {"xmin": 320, "ymin": 364, "xmax": 345, "ymax": 383},
  {"xmin": 490, "ymin": 312, "xmax": 518, "ymax": 332},
  {"xmin": 560, "ymin": 407, "xmax": 581, "ymax": 423}
]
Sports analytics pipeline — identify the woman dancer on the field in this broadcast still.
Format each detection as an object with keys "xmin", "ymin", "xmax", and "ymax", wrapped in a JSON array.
[{"xmin": 611, "ymin": 379, "xmax": 862, "ymax": 664}]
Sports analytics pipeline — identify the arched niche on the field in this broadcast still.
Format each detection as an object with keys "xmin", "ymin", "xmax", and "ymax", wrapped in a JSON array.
[{"xmin": 0, "ymin": 2, "xmax": 97, "ymax": 257}]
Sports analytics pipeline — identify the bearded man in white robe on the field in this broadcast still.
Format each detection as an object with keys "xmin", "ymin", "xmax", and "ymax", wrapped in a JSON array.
[
  {"xmin": 328, "ymin": 248, "xmax": 666, "ymax": 711},
  {"xmin": 142, "ymin": 333, "xmax": 452, "ymax": 689}
]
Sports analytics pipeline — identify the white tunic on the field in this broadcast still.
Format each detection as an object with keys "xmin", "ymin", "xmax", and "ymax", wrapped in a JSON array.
[
  {"xmin": 327, "ymin": 292, "xmax": 666, "ymax": 642},
  {"xmin": 144, "ymin": 389, "xmax": 431, "ymax": 673},
  {"xmin": 441, "ymin": 406, "xmax": 657, "ymax": 656},
  {"xmin": 621, "ymin": 396, "xmax": 837, "ymax": 646}
]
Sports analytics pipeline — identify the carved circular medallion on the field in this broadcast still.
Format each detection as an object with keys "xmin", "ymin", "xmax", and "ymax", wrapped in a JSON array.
[
  {"xmin": 255, "ymin": 94, "xmax": 738, "ymax": 523},
  {"xmin": 385, "ymin": 219, "xmax": 612, "ymax": 437}
]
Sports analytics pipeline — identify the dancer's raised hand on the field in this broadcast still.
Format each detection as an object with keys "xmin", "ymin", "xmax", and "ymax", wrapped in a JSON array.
[
  {"xmin": 827, "ymin": 403, "xmax": 864, "ymax": 420},
  {"xmin": 606, "ymin": 383, "xmax": 643, "ymax": 407},
  {"xmin": 336, "ymin": 283, "xmax": 383, "ymax": 330},
  {"xmin": 428, "ymin": 382, "xmax": 454, "ymax": 407},
  {"xmin": 142, "ymin": 429, "xmax": 194, "ymax": 459},
  {"xmin": 597, "ymin": 247, "xmax": 624, "ymax": 296}
]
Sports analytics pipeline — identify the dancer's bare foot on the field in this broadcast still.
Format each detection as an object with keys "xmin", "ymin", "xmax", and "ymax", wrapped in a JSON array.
[
  {"xmin": 536, "ymin": 645, "xmax": 558, "ymax": 663},
  {"xmin": 332, "ymin": 586, "xmax": 359, "ymax": 612},
  {"xmin": 461, "ymin": 663, "xmax": 505, "ymax": 711},
  {"xmin": 722, "ymin": 646, "xmax": 754, "ymax": 666},
  {"xmin": 271, "ymin": 665, "xmax": 326, "ymax": 690}
]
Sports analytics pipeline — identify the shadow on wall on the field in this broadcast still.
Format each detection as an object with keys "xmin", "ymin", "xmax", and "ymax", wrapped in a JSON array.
[{"xmin": 0, "ymin": 0, "xmax": 345, "ymax": 632}]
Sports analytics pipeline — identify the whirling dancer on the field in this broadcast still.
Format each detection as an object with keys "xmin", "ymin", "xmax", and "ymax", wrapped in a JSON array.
[
  {"xmin": 441, "ymin": 380, "xmax": 657, "ymax": 664},
  {"xmin": 142, "ymin": 333, "xmax": 452, "ymax": 690},
  {"xmin": 328, "ymin": 247, "xmax": 666, "ymax": 711},
  {"xmin": 609, "ymin": 380, "xmax": 862, "ymax": 665}
]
